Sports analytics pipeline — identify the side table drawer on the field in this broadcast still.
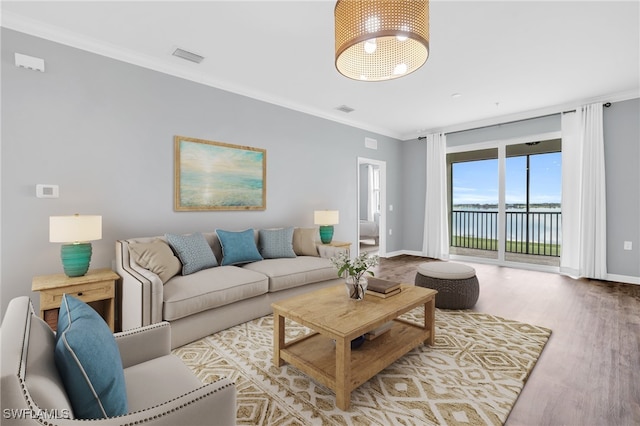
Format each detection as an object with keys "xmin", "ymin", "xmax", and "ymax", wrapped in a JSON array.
[{"xmin": 39, "ymin": 280, "xmax": 115, "ymax": 311}]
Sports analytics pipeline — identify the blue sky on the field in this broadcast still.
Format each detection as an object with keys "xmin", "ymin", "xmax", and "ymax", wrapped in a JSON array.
[{"xmin": 452, "ymin": 152, "xmax": 562, "ymax": 205}]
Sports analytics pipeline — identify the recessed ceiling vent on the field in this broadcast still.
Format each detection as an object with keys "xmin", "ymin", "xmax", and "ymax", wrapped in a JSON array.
[
  {"xmin": 172, "ymin": 47, "xmax": 204, "ymax": 64},
  {"xmin": 336, "ymin": 105, "xmax": 355, "ymax": 113}
]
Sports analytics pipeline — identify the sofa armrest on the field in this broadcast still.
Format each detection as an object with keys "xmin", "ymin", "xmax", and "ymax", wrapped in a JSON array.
[
  {"xmin": 52, "ymin": 378, "xmax": 236, "ymax": 426},
  {"xmin": 116, "ymin": 239, "xmax": 165, "ymax": 330},
  {"xmin": 115, "ymin": 322, "xmax": 171, "ymax": 369}
]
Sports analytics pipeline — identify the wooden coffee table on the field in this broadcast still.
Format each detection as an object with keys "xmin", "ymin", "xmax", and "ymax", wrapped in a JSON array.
[{"xmin": 271, "ymin": 283, "xmax": 437, "ymax": 410}]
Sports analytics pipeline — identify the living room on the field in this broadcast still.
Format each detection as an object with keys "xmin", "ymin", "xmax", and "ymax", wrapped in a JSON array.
[{"xmin": 1, "ymin": 1, "xmax": 639, "ymax": 425}]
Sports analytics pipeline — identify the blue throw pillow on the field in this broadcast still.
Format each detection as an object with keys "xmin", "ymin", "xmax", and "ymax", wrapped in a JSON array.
[
  {"xmin": 54, "ymin": 294, "xmax": 127, "ymax": 419},
  {"xmin": 166, "ymin": 232, "xmax": 218, "ymax": 275},
  {"xmin": 259, "ymin": 227, "xmax": 296, "ymax": 259},
  {"xmin": 216, "ymin": 229, "xmax": 263, "ymax": 266}
]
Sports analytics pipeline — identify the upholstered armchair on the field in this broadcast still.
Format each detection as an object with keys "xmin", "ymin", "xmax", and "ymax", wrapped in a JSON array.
[{"xmin": 1, "ymin": 296, "xmax": 236, "ymax": 425}]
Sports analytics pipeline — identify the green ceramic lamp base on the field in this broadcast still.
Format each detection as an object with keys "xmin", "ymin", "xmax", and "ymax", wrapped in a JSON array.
[
  {"xmin": 60, "ymin": 243, "xmax": 92, "ymax": 277},
  {"xmin": 319, "ymin": 225, "xmax": 334, "ymax": 244}
]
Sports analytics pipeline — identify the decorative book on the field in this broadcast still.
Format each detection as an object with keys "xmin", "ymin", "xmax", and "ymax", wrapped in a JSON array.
[
  {"xmin": 367, "ymin": 277, "xmax": 401, "ymax": 294},
  {"xmin": 366, "ymin": 288, "xmax": 401, "ymax": 298}
]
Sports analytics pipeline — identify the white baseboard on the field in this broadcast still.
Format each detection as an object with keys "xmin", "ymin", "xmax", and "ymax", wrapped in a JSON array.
[
  {"xmin": 380, "ymin": 251, "xmax": 640, "ymax": 285},
  {"xmin": 606, "ymin": 273, "xmax": 640, "ymax": 285},
  {"xmin": 381, "ymin": 249, "xmax": 425, "ymax": 258}
]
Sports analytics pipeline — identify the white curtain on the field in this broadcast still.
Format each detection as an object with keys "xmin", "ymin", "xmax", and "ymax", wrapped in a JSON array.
[
  {"xmin": 560, "ymin": 103, "xmax": 607, "ymax": 279},
  {"xmin": 422, "ymin": 132, "xmax": 449, "ymax": 260}
]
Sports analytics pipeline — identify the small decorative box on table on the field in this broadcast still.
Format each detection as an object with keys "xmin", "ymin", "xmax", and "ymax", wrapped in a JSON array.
[{"xmin": 32, "ymin": 268, "xmax": 119, "ymax": 332}]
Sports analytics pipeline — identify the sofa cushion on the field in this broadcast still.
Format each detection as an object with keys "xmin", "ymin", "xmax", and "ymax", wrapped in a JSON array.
[
  {"xmin": 54, "ymin": 295, "xmax": 128, "ymax": 419},
  {"xmin": 216, "ymin": 229, "xmax": 263, "ymax": 266},
  {"xmin": 292, "ymin": 227, "xmax": 319, "ymax": 256},
  {"xmin": 166, "ymin": 232, "xmax": 219, "ymax": 275},
  {"xmin": 129, "ymin": 239, "xmax": 182, "ymax": 283},
  {"xmin": 162, "ymin": 266, "xmax": 269, "ymax": 321},
  {"xmin": 259, "ymin": 227, "xmax": 296, "ymax": 259},
  {"xmin": 243, "ymin": 257, "xmax": 338, "ymax": 292}
]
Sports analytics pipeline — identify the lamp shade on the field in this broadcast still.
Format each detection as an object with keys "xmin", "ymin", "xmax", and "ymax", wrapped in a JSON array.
[
  {"xmin": 314, "ymin": 210, "xmax": 339, "ymax": 226},
  {"xmin": 335, "ymin": 0, "xmax": 429, "ymax": 81},
  {"xmin": 50, "ymin": 215, "xmax": 102, "ymax": 243}
]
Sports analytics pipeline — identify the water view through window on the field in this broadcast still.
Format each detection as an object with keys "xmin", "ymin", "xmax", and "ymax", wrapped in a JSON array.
[{"xmin": 450, "ymin": 141, "xmax": 562, "ymax": 264}]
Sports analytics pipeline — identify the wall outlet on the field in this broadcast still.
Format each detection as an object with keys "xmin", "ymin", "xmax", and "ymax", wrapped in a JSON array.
[
  {"xmin": 388, "ymin": 229, "xmax": 392, "ymax": 236},
  {"xmin": 623, "ymin": 241, "xmax": 633, "ymax": 250}
]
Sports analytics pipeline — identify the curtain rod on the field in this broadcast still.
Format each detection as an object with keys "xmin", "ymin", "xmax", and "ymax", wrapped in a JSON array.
[
  {"xmin": 562, "ymin": 101, "xmax": 611, "ymax": 115},
  {"xmin": 417, "ymin": 102, "xmax": 612, "ymax": 140}
]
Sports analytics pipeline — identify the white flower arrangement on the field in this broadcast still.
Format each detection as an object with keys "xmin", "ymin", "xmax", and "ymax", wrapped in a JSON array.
[{"xmin": 330, "ymin": 251, "xmax": 380, "ymax": 281}]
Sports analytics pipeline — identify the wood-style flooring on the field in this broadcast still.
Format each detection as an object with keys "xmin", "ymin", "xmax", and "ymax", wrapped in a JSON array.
[{"xmin": 373, "ymin": 255, "xmax": 640, "ymax": 426}]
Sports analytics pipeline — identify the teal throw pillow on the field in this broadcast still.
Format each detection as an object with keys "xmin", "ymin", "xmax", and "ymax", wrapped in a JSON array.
[
  {"xmin": 216, "ymin": 229, "xmax": 263, "ymax": 266},
  {"xmin": 259, "ymin": 227, "xmax": 296, "ymax": 259},
  {"xmin": 166, "ymin": 232, "xmax": 218, "ymax": 275},
  {"xmin": 54, "ymin": 294, "xmax": 128, "ymax": 419}
]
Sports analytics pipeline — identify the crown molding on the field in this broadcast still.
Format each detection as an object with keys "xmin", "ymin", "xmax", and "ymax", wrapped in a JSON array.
[
  {"xmin": 2, "ymin": 11, "xmax": 402, "ymax": 140},
  {"xmin": 403, "ymin": 89, "xmax": 640, "ymax": 140}
]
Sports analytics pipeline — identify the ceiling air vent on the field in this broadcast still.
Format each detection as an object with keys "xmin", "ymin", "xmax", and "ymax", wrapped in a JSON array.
[
  {"xmin": 336, "ymin": 105, "xmax": 355, "ymax": 113},
  {"xmin": 172, "ymin": 47, "xmax": 204, "ymax": 64}
]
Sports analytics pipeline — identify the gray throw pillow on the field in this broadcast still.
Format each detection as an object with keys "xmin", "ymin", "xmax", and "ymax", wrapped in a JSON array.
[
  {"xmin": 259, "ymin": 227, "xmax": 296, "ymax": 259},
  {"xmin": 166, "ymin": 232, "xmax": 218, "ymax": 275}
]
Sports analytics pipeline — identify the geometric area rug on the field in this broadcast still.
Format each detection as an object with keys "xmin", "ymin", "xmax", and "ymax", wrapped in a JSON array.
[{"xmin": 173, "ymin": 309, "xmax": 551, "ymax": 425}]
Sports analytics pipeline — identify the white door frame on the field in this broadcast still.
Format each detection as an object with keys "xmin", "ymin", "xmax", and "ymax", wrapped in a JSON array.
[{"xmin": 357, "ymin": 157, "xmax": 387, "ymax": 257}]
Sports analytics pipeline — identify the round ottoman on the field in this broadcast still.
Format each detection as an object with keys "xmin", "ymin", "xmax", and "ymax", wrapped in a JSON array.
[{"xmin": 414, "ymin": 262, "xmax": 479, "ymax": 309}]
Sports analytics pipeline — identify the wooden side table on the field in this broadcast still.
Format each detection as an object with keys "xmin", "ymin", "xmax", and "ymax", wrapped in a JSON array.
[
  {"xmin": 32, "ymin": 268, "xmax": 119, "ymax": 332},
  {"xmin": 321, "ymin": 240, "xmax": 352, "ymax": 256}
]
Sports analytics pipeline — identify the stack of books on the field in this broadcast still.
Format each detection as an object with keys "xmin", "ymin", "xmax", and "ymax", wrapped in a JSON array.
[
  {"xmin": 365, "ymin": 321, "xmax": 394, "ymax": 340},
  {"xmin": 366, "ymin": 277, "xmax": 401, "ymax": 298}
]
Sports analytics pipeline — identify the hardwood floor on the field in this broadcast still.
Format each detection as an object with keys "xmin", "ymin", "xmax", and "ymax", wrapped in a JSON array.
[{"xmin": 373, "ymin": 255, "xmax": 640, "ymax": 426}]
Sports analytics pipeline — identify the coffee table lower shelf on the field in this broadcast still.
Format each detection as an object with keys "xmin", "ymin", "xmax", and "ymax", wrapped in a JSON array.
[{"xmin": 278, "ymin": 319, "xmax": 430, "ymax": 409}]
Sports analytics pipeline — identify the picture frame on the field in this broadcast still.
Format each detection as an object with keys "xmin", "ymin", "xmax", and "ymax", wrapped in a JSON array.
[{"xmin": 174, "ymin": 136, "xmax": 266, "ymax": 211}]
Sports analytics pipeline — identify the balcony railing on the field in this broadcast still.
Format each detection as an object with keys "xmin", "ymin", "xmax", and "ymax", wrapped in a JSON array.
[{"xmin": 451, "ymin": 210, "xmax": 561, "ymax": 257}]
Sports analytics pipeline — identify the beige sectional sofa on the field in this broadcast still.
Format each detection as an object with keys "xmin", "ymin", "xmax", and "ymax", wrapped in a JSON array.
[{"xmin": 116, "ymin": 227, "xmax": 345, "ymax": 349}]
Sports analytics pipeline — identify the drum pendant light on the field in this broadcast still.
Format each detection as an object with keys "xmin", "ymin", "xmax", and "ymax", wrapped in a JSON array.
[{"xmin": 335, "ymin": 0, "xmax": 429, "ymax": 81}]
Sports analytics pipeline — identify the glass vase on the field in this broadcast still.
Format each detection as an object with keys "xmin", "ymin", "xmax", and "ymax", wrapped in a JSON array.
[{"xmin": 345, "ymin": 276, "xmax": 368, "ymax": 301}]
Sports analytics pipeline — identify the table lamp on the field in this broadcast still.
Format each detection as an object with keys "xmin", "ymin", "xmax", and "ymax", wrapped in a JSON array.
[
  {"xmin": 50, "ymin": 214, "xmax": 102, "ymax": 277},
  {"xmin": 314, "ymin": 210, "xmax": 339, "ymax": 244}
]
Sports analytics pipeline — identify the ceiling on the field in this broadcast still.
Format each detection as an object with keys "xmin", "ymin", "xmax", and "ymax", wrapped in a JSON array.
[{"xmin": 2, "ymin": 1, "xmax": 639, "ymax": 140}]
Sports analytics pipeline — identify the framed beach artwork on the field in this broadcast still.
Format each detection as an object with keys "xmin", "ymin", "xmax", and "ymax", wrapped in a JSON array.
[{"xmin": 174, "ymin": 136, "xmax": 266, "ymax": 211}]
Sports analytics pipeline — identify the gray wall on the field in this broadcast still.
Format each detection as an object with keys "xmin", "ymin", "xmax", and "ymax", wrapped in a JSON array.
[
  {"xmin": 603, "ymin": 98, "xmax": 640, "ymax": 277},
  {"xmin": 1, "ymin": 29, "xmax": 404, "ymax": 316}
]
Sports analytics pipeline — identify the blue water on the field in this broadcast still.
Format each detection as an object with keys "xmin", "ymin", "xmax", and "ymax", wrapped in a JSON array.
[
  {"xmin": 180, "ymin": 170, "xmax": 263, "ymax": 207},
  {"xmin": 452, "ymin": 206, "xmax": 562, "ymax": 244}
]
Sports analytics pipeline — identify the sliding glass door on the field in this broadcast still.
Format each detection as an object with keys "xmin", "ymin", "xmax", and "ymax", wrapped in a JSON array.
[
  {"xmin": 449, "ymin": 148, "xmax": 499, "ymax": 260},
  {"xmin": 448, "ymin": 138, "xmax": 562, "ymax": 266}
]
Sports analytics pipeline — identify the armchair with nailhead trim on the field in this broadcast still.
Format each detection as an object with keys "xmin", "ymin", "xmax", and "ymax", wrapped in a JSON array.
[{"xmin": 1, "ymin": 296, "xmax": 236, "ymax": 425}]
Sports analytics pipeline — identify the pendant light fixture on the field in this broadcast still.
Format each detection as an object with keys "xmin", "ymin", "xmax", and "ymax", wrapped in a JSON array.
[{"xmin": 335, "ymin": 0, "xmax": 429, "ymax": 81}]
